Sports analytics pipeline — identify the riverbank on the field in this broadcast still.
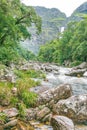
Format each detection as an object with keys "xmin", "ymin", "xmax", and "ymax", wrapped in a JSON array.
[{"xmin": 0, "ymin": 61, "xmax": 87, "ymax": 130}]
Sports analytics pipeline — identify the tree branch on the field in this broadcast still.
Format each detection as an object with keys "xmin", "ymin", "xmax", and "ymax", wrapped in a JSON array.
[{"xmin": 15, "ymin": 13, "xmax": 31, "ymax": 25}]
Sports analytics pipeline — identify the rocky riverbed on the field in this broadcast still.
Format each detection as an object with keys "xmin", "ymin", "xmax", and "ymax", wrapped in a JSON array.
[{"xmin": 0, "ymin": 62, "xmax": 87, "ymax": 130}]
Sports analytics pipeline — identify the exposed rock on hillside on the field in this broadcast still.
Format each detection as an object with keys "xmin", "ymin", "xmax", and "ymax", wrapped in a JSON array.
[
  {"xmin": 21, "ymin": 6, "xmax": 66, "ymax": 54},
  {"xmin": 68, "ymin": 2, "xmax": 87, "ymax": 22}
]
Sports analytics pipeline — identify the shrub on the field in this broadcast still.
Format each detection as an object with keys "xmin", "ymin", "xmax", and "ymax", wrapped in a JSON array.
[
  {"xmin": 17, "ymin": 102, "xmax": 26, "ymax": 118},
  {"xmin": 21, "ymin": 91, "xmax": 37, "ymax": 107},
  {"xmin": 0, "ymin": 112, "xmax": 7, "ymax": 123},
  {"xmin": 0, "ymin": 82, "xmax": 13, "ymax": 105}
]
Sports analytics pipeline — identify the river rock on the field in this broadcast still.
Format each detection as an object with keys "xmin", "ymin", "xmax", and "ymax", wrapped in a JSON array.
[
  {"xmin": 37, "ymin": 84, "xmax": 72, "ymax": 106},
  {"xmin": 53, "ymin": 95, "xmax": 87, "ymax": 123},
  {"xmin": 4, "ymin": 119, "xmax": 17, "ymax": 128},
  {"xmin": 51, "ymin": 115, "xmax": 75, "ymax": 130},
  {"xmin": 73, "ymin": 62, "xmax": 87, "ymax": 70},
  {"xmin": 66, "ymin": 62, "xmax": 87, "ymax": 77},
  {"xmin": 3, "ymin": 108, "xmax": 18, "ymax": 118},
  {"xmin": 26, "ymin": 108, "xmax": 38, "ymax": 120},
  {"xmin": 42, "ymin": 113, "xmax": 52, "ymax": 122},
  {"xmin": 36, "ymin": 107, "xmax": 50, "ymax": 120},
  {"xmin": 66, "ymin": 68, "xmax": 87, "ymax": 77}
]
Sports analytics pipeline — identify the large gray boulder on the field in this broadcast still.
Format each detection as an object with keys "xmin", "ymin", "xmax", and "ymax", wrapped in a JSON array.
[
  {"xmin": 37, "ymin": 84, "xmax": 72, "ymax": 106},
  {"xmin": 53, "ymin": 95, "xmax": 87, "ymax": 123},
  {"xmin": 51, "ymin": 115, "xmax": 75, "ymax": 130}
]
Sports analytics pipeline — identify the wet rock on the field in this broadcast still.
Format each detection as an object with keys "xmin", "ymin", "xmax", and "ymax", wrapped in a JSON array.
[
  {"xmin": 66, "ymin": 62, "xmax": 87, "ymax": 77},
  {"xmin": 36, "ymin": 107, "xmax": 50, "ymax": 120},
  {"xmin": 45, "ymin": 66, "xmax": 53, "ymax": 72},
  {"xmin": 4, "ymin": 119, "xmax": 17, "ymax": 128},
  {"xmin": 66, "ymin": 68, "xmax": 87, "ymax": 77},
  {"xmin": 3, "ymin": 108, "xmax": 18, "ymax": 118},
  {"xmin": 53, "ymin": 95, "xmax": 87, "ymax": 123},
  {"xmin": 51, "ymin": 115, "xmax": 75, "ymax": 130},
  {"xmin": 37, "ymin": 84, "xmax": 72, "ymax": 106}
]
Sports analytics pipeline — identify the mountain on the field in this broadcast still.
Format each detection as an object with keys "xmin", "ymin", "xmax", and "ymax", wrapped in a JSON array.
[
  {"xmin": 21, "ymin": 2, "xmax": 87, "ymax": 54},
  {"xmin": 21, "ymin": 6, "xmax": 66, "ymax": 54},
  {"xmin": 68, "ymin": 2, "xmax": 87, "ymax": 22}
]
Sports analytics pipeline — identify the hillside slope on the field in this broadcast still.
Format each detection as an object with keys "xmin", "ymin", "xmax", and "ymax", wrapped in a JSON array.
[
  {"xmin": 21, "ymin": 6, "xmax": 66, "ymax": 54},
  {"xmin": 68, "ymin": 2, "xmax": 87, "ymax": 22}
]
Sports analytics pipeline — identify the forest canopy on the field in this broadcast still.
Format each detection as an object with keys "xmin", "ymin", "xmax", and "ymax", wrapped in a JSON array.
[
  {"xmin": 0, "ymin": 0, "xmax": 41, "ymax": 65},
  {"xmin": 38, "ymin": 17, "xmax": 87, "ymax": 66}
]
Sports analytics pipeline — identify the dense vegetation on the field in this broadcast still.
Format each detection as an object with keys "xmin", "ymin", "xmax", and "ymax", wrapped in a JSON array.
[
  {"xmin": 38, "ymin": 16, "xmax": 87, "ymax": 66},
  {"xmin": 0, "ymin": 0, "xmax": 87, "ymax": 121},
  {"xmin": 0, "ymin": 0, "xmax": 42, "ymax": 118},
  {"xmin": 0, "ymin": 0, "xmax": 41, "ymax": 65},
  {"xmin": 0, "ymin": 67, "xmax": 45, "ymax": 117}
]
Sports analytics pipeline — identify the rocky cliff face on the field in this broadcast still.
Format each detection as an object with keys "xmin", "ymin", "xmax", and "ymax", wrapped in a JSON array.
[
  {"xmin": 21, "ymin": 2, "xmax": 87, "ymax": 54},
  {"xmin": 73, "ymin": 2, "xmax": 87, "ymax": 14},
  {"xmin": 21, "ymin": 6, "xmax": 66, "ymax": 54}
]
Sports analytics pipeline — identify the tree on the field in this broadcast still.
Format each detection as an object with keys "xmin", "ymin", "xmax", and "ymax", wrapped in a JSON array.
[
  {"xmin": 38, "ymin": 16, "xmax": 87, "ymax": 65},
  {"xmin": 0, "ymin": 0, "xmax": 41, "ymax": 45},
  {"xmin": 0, "ymin": 0, "xmax": 41, "ymax": 65}
]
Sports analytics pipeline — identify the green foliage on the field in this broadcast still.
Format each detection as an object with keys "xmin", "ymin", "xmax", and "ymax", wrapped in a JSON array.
[
  {"xmin": 21, "ymin": 91, "xmax": 37, "ymax": 107},
  {"xmin": 38, "ymin": 40, "xmax": 59, "ymax": 63},
  {"xmin": 0, "ymin": 42, "xmax": 20, "ymax": 65},
  {"xmin": 0, "ymin": 0, "xmax": 41, "ymax": 45},
  {"xmin": 10, "ymin": 97, "xmax": 19, "ymax": 106},
  {"xmin": 69, "ymin": 61, "xmax": 82, "ymax": 67},
  {"xmin": 0, "ymin": 41, "xmax": 37, "ymax": 65},
  {"xmin": 0, "ymin": 69, "xmax": 42, "ymax": 109},
  {"xmin": 0, "ymin": 0, "xmax": 41, "ymax": 65},
  {"xmin": 18, "ymin": 102, "xmax": 26, "ymax": 118},
  {"xmin": 0, "ymin": 112, "xmax": 7, "ymax": 123},
  {"xmin": 14, "ymin": 69, "xmax": 45, "ymax": 79},
  {"xmin": 38, "ymin": 17, "xmax": 87, "ymax": 65}
]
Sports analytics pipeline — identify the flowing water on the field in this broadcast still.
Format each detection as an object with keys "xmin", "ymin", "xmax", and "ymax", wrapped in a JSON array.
[
  {"xmin": 31, "ymin": 66, "xmax": 87, "ymax": 130},
  {"xmin": 5, "ymin": 66, "xmax": 87, "ymax": 130},
  {"xmin": 46, "ymin": 67, "xmax": 87, "ymax": 95}
]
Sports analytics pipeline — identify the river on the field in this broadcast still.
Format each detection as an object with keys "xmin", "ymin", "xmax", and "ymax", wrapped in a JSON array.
[{"xmin": 30, "ymin": 65, "xmax": 87, "ymax": 130}]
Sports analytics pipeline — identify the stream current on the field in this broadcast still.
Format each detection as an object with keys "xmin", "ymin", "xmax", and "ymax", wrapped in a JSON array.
[{"xmin": 30, "ymin": 66, "xmax": 87, "ymax": 130}]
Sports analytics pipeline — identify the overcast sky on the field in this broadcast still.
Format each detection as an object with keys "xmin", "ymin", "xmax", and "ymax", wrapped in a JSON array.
[{"xmin": 21, "ymin": 0, "xmax": 87, "ymax": 16}]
